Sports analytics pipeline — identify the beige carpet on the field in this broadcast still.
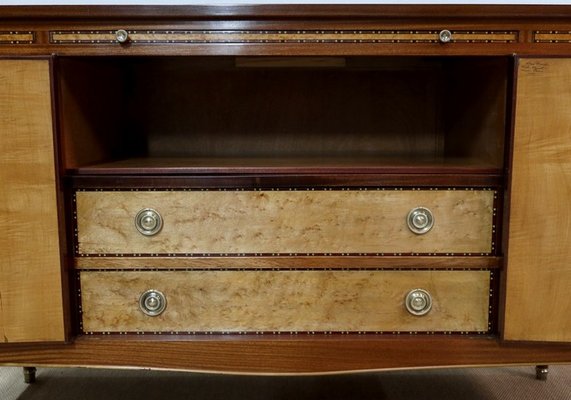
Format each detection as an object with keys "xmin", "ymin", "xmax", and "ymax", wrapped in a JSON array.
[{"xmin": 1, "ymin": 365, "xmax": 570, "ymax": 400}]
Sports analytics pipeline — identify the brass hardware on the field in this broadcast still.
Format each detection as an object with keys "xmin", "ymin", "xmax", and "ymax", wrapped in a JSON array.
[
  {"xmin": 115, "ymin": 29, "xmax": 129, "ymax": 44},
  {"xmin": 407, "ymin": 207, "xmax": 434, "ymax": 235},
  {"xmin": 135, "ymin": 208, "xmax": 163, "ymax": 236},
  {"xmin": 439, "ymin": 29, "xmax": 453, "ymax": 43},
  {"xmin": 405, "ymin": 289, "xmax": 433, "ymax": 316},
  {"xmin": 139, "ymin": 289, "xmax": 167, "ymax": 317}
]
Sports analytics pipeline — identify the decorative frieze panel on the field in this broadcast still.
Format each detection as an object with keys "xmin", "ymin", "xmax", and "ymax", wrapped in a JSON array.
[
  {"xmin": 0, "ymin": 31, "xmax": 34, "ymax": 44},
  {"xmin": 50, "ymin": 29, "xmax": 518, "ymax": 45},
  {"xmin": 534, "ymin": 31, "xmax": 571, "ymax": 43}
]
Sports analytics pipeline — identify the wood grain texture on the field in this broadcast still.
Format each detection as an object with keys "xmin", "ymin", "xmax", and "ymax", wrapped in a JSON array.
[
  {"xmin": 49, "ymin": 30, "xmax": 518, "ymax": 45},
  {"xmin": 69, "ymin": 174, "xmax": 504, "ymax": 190},
  {"xmin": 0, "ymin": 32, "xmax": 34, "ymax": 43},
  {"xmin": 56, "ymin": 57, "xmax": 504, "ymax": 173},
  {"xmin": 80, "ymin": 270, "xmax": 490, "ymax": 333},
  {"xmin": 73, "ymin": 256, "xmax": 501, "ymax": 270},
  {"xmin": 0, "ymin": 60, "xmax": 65, "ymax": 343},
  {"xmin": 534, "ymin": 31, "xmax": 571, "ymax": 42},
  {"xmin": 1, "ymin": 335, "xmax": 571, "ymax": 374},
  {"xmin": 75, "ymin": 190, "xmax": 495, "ymax": 255},
  {"xmin": 1, "ymin": 5, "xmax": 571, "ymax": 19},
  {"xmin": 72, "ymin": 156, "xmax": 502, "ymax": 176},
  {"xmin": 504, "ymin": 58, "xmax": 571, "ymax": 342}
]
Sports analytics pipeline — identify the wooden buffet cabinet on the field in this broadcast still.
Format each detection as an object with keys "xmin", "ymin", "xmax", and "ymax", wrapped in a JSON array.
[{"xmin": 1, "ymin": 5, "xmax": 571, "ymax": 380}]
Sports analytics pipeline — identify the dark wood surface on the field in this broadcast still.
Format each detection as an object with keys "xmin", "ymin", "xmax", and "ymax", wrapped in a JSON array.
[
  {"xmin": 67, "ymin": 174, "xmax": 504, "ymax": 189},
  {"xmin": 71, "ymin": 157, "xmax": 503, "ymax": 176},
  {"xmin": 1, "ymin": 6, "xmax": 571, "ymax": 57},
  {"xmin": 1, "ymin": 4, "xmax": 570, "ymax": 372},
  {"xmin": 1, "ymin": 5, "xmax": 571, "ymax": 19},
  {"xmin": 56, "ymin": 56, "xmax": 505, "ymax": 173},
  {"xmin": 0, "ymin": 336, "xmax": 570, "ymax": 374}
]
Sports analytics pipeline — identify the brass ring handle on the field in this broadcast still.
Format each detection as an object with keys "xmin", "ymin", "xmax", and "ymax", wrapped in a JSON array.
[
  {"xmin": 139, "ymin": 289, "xmax": 167, "ymax": 317},
  {"xmin": 405, "ymin": 289, "xmax": 433, "ymax": 316},
  {"xmin": 135, "ymin": 208, "xmax": 163, "ymax": 236},
  {"xmin": 407, "ymin": 207, "xmax": 434, "ymax": 235}
]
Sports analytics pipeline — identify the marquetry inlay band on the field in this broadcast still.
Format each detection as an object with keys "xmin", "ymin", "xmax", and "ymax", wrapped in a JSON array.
[
  {"xmin": 50, "ymin": 30, "xmax": 518, "ymax": 44},
  {"xmin": 0, "ymin": 31, "xmax": 34, "ymax": 44},
  {"xmin": 534, "ymin": 31, "xmax": 571, "ymax": 43}
]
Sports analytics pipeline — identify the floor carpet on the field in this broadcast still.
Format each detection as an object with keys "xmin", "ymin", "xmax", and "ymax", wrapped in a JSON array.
[{"xmin": 1, "ymin": 365, "xmax": 570, "ymax": 399}]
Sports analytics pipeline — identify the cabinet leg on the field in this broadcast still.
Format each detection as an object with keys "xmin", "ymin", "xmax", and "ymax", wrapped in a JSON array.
[
  {"xmin": 23, "ymin": 367, "xmax": 36, "ymax": 384},
  {"xmin": 535, "ymin": 365, "xmax": 549, "ymax": 381}
]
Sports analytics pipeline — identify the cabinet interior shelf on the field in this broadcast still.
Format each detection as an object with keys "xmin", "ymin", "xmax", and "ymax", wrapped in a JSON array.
[
  {"xmin": 57, "ymin": 56, "xmax": 509, "ymax": 176},
  {"xmin": 69, "ymin": 156, "xmax": 502, "ymax": 175}
]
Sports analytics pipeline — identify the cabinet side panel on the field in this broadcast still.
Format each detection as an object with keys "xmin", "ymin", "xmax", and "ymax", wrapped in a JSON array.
[
  {"xmin": 505, "ymin": 58, "xmax": 571, "ymax": 342},
  {"xmin": 0, "ymin": 60, "xmax": 65, "ymax": 342}
]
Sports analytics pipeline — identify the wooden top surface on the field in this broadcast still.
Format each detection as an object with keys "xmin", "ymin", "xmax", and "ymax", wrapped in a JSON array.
[
  {"xmin": 0, "ymin": 5, "xmax": 570, "ymax": 56},
  {"xmin": 1, "ymin": 5, "xmax": 571, "ymax": 19}
]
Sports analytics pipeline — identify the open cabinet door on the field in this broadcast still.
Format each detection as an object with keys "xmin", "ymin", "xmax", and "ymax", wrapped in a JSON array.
[
  {"xmin": 504, "ymin": 58, "xmax": 571, "ymax": 342},
  {"xmin": 0, "ymin": 59, "xmax": 65, "ymax": 343}
]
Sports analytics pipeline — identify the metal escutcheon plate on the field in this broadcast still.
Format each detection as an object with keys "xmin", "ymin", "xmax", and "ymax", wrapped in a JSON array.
[
  {"xmin": 139, "ymin": 289, "xmax": 167, "ymax": 317},
  {"xmin": 407, "ymin": 207, "xmax": 434, "ymax": 235},
  {"xmin": 135, "ymin": 208, "xmax": 163, "ymax": 236},
  {"xmin": 405, "ymin": 288, "xmax": 433, "ymax": 316}
]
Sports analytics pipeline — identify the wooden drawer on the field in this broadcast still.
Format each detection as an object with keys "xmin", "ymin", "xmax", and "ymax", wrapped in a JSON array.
[
  {"xmin": 79, "ymin": 270, "xmax": 491, "ymax": 334},
  {"xmin": 75, "ymin": 189, "xmax": 495, "ymax": 255},
  {"xmin": 49, "ymin": 29, "xmax": 518, "ymax": 45}
]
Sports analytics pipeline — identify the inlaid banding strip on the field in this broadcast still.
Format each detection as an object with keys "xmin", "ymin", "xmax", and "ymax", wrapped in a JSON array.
[
  {"xmin": 0, "ymin": 32, "xmax": 34, "ymax": 44},
  {"xmin": 534, "ymin": 31, "xmax": 571, "ymax": 43},
  {"xmin": 50, "ymin": 30, "xmax": 518, "ymax": 45}
]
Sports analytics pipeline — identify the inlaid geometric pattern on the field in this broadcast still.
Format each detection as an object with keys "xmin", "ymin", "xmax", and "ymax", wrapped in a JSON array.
[
  {"xmin": 534, "ymin": 30, "xmax": 571, "ymax": 42},
  {"xmin": 0, "ymin": 31, "xmax": 34, "ymax": 44},
  {"xmin": 50, "ymin": 29, "xmax": 518, "ymax": 44}
]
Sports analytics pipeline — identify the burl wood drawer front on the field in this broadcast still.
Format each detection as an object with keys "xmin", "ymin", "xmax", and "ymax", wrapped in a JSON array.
[
  {"xmin": 75, "ymin": 190, "xmax": 494, "ymax": 255},
  {"xmin": 80, "ymin": 270, "xmax": 491, "ymax": 333}
]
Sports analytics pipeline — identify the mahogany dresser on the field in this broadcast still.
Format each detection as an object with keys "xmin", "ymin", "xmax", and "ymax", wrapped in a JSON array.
[{"xmin": 0, "ymin": 5, "xmax": 570, "ymax": 382}]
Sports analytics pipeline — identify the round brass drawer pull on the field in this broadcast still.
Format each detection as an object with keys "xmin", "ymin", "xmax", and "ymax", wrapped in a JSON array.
[
  {"xmin": 439, "ymin": 29, "xmax": 453, "ymax": 43},
  {"xmin": 115, "ymin": 29, "xmax": 129, "ymax": 44},
  {"xmin": 135, "ymin": 208, "xmax": 163, "ymax": 236},
  {"xmin": 139, "ymin": 289, "xmax": 167, "ymax": 317},
  {"xmin": 405, "ymin": 289, "xmax": 433, "ymax": 316},
  {"xmin": 407, "ymin": 207, "xmax": 434, "ymax": 235}
]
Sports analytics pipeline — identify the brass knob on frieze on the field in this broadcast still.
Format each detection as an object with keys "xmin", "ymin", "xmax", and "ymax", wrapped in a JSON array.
[
  {"xmin": 438, "ymin": 29, "xmax": 453, "ymax": 43},
  {"xmin": 115, "ymin": 29, "xmax": 129, "ymax": 44}
]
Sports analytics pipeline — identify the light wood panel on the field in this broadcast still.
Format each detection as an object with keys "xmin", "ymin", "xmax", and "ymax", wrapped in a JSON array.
[
  {"xmin": 0, "ymin": 60, "xmax": 65, "ymax": 343},
  {"xmin": 0, "ymin": 32, "xmax": 34, "ymax": 44},
  {"xmin": 74, "ymin": 256, "xmax": 501, "ymax": 270},
  {"xmin": 504, "ymin": 58, "xmax": 571, "ymax": 342},
  {"xmin": 80, "ymin": 270, "xmax": 491, "ymax": 333},
  {"xmin": 76, "ymin": 190, "xmax": 495, "ymax": 255}
]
